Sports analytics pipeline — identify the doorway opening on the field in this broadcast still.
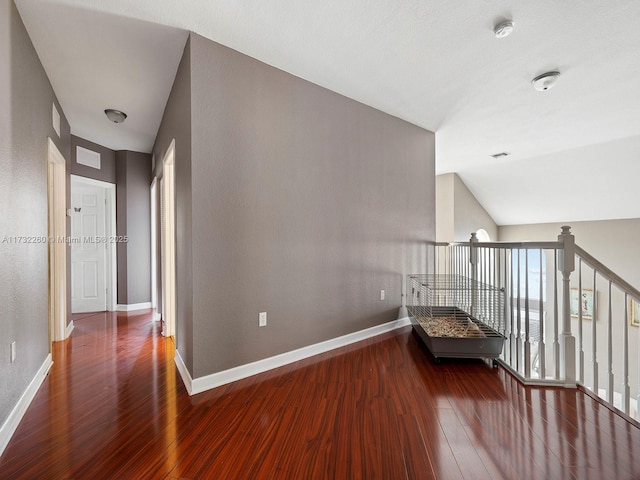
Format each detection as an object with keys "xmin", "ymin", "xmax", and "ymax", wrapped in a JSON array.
[
  {"xmin": 70, "ymin": 175, "xmax": 116, "ymax": 313},
  {"xmin": 47, "ymin": 138, "xmax": 68, "ymax": 342}
]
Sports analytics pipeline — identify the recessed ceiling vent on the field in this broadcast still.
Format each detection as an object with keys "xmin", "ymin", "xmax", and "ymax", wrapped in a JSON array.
[
  {"xmin": 490, "ymin": 152, "xmax": 510, "ymax": 159},
  {"xmin": 531, "ymin": 71, "xmax": 561, "ymax": 91}
]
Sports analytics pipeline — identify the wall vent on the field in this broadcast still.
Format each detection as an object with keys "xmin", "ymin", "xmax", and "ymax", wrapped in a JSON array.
[
  {"xmin": 52, "ymin": 103, "xmax": 60, "ymax": 138},
  {"xmin": 76, "ymin": 146, "xmax": 101, "ymax": 169}
]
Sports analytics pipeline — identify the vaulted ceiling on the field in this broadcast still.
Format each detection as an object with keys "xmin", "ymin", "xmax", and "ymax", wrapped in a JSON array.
[{"xmin": 15, "ymin": 0, "xmax": 640, "ymax": 225}]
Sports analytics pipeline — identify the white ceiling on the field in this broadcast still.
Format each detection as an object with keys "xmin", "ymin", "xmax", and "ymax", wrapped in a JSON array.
[
  {"xmin": 15, "ymin": 1, "xmax": 188, "ymax": 153},
  {"xmin": 14, "ymin": 0, "xmax": 640, "ymax": 226}
]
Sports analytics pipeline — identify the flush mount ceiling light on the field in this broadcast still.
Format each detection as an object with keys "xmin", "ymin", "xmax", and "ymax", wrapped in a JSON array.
[
  {"xmin": 531, "ymin": 71, "xmax": 561, "ymax": 91},
  {"xmin": 493, "ymin": 20, "xmax": 514, "ymax": 38},
  {"xmin": 104, "ymin": 109, "xmax": 127, "ymax": 123},
  {"xmin": 490, "ymin": 152, "xmax": 510, "ymax": 159}
]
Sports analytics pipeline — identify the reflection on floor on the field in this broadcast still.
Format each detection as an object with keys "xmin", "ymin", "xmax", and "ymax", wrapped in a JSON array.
[{"xmin": 1, "ymin": 309, "xmax": 640, "ymax": 479}]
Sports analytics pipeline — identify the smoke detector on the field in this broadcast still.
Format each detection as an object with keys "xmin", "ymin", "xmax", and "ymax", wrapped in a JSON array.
[
  {"xmin": 531, "ymin": 71, "xmax": 561, "ymax": 91},
  {"xmin": 493, "ymin": 20, "xmax": 514, "ymax": 38}
]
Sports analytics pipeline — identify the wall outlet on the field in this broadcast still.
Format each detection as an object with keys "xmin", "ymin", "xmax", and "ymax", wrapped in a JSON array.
[
  {"xmin": 10, "ymin": 341, "xmax": 16, "ymax": 363},
  {"xmin": 259, "ymin": 312, "xmax": 267, "ymax": 327},
  {"xmin": 380, "ymin": 289, "xmax": 385, "ymax": 301}
]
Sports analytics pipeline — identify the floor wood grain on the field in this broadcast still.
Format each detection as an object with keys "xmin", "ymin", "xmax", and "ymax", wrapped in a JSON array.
[{"xmin": 1, "ymin": 310, "xmax": 639, "ymax": 479}]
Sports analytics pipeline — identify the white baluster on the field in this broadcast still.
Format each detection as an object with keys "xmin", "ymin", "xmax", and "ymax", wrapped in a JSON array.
[
  {"xmin": 469, "ymin": 233, "xmax": 478, "ymax": 318},
  {"xmin": 524, "ymin": 249, "xmax": 531, "ymax": 379},
  {"xmin": 578, "ymin": 259, "xmax": 584, "ymax": 384},
  {"xmin": 516, "ymin": 249, "xmax": 522, "ymax": 374},
  {"xmin": 553, "ymin": 251, "xmax": 560, "ymax": 380},
  {"xmin": 623, "ymin": 293, "xmax": 630, "ymax": 415},
  {"xmin": 558, "ymin": 226, "xmax": 576, "ymax": 386},
  {"xmin": 592, "ymin": 271, "xmax": 598, "ymax": 394},
  {"xmin": 539, "ymin": 248, "xmax": 546, "ymax": 379},
  {"xmin": 504, "ymin": 249, "xmax": 512, "ymax": 365},
  {"xmin": 607, "ymin": 281, "xmax": 614, "ymax": 404},
  {"xmin": 636, "ymin": 297, "xmax": 640, "ymax": 419},
  {"xmin": 509, "ymin": 249, "xmax": 515, "ymax": 367}
]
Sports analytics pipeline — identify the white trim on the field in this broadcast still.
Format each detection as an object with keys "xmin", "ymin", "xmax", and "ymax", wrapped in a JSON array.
[
  {"xmin": 180, "ymin": 318, "xmax": 411, "ymax": 396},
  {"xmin": 174, "ymin": 349, "xmax": 193, "ymax": 395},
  {"xmin": 116, "ymin": 302, "xmax": 153, "ymax": 312},
  {"xmin": 65, "ymin": 320, "xmax": 74, "ymax": 339},
  {"xmin": 161, "ymin": 140, "xmax": 176, "ymax": 338},
  {"xmin": 0, "ymin": 354, "xmax": 53, "ymax": 457},
  {"xmin": 48, "ymin": 138, "xmax": 67, "ymax": 342},
  {"xmin": 497, "ymin": 360, "xmax": 572, "ymax": 387},
  {"xmin": 150, "ymin": 177, "xmax": 158, "ymax": 313},
  {"xmin": 71, "ymin": 175, "xmax": 112, "ymax": 189},
  {"xmin": 153, "ymin": 312, "xmax": 161, "ymax": 322}
]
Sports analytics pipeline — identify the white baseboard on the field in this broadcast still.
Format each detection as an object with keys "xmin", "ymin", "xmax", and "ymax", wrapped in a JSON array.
[
  {"xmin": 116, "ymin": 302, "xmax": 152, "ymax": 312},
  {"xmin": 153, "ymin": 312, "xmax": 161, "ymax": 322},
  {"xmin": 65, "ymin": 320, "xmax": 74, "ymax": 339},
  {"xmin": 178, "ymin": 317, "xmax": 411, "ymax": 396},
  {"xmin": 174, "ymin": 349, "xmax": 193, "ymax": 395},
  {"xmin": 0, "ymin": 354, "xmax": 53, "ymax": 457}
]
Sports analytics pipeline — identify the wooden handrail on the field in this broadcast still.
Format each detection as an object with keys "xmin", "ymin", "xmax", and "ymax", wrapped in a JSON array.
[
  {"xmin": 575, "ymin": 245, "xmax": 640, "ymax": 304},
  {"xmin": 473, "ymin": 241, "xmax": 562, "ymax": 249},
  {"xmin": 435, "ymin": 240, "xmax": 562, "ymax": 249}
]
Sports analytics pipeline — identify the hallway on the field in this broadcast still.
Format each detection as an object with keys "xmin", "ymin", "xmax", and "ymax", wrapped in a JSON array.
[{"xmin": 2, "ymin": 310, "xmax": 640, "ymax": 479}]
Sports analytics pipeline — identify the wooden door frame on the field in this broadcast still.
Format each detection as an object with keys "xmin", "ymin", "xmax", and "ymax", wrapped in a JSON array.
[
  {"xmin": 47, "ymin": 138, "xmax": 67, "ymax": 342},
  {"xmin": 160, "ymin": 140, "xmax": 176, "ymax": 338}
]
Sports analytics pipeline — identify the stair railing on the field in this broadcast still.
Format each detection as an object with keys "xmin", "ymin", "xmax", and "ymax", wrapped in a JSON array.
[
  {"xmin": 429, "ymin": 226, "xmax": 640, "ymax": 419},
  {"xmin": 573, "ymin": 244, "xmax": 640, "ymax": 417}
]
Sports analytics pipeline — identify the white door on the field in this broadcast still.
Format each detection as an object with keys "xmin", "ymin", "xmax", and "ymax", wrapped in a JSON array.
[{"xmin": 71, "ymin": 185, "xmax": 107, "ymax": 313}]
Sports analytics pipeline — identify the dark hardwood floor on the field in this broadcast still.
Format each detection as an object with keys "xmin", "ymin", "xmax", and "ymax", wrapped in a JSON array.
[{"xmin": 1, "ymin": 310, "xmax": 639, "ymax": 479}]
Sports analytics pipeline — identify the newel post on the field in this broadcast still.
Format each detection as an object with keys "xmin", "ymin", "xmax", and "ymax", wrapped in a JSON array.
[
  {"xmin": 470, "ymin": 232, "xmax": 478, "ymax": 317},
  {"xmin": 558, "ymin": 226, "xmax": 577, "ymax": 386}
]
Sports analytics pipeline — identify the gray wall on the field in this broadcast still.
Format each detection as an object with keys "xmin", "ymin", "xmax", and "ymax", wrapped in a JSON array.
[
  {"xmin": 115, "ymin": 151, "xmax": 128, "ymax": 303},
  {"xmin": 453, "ymin": 174, "xmax": 497, "ymax": 241},
  {"xmin": 0, "ymin": 0, "xmax": 70, "ymax": 431},
  {"xmin": 152, "ymin": 36, "xmax": 193, "ymax": 371},
  {"xmin": 436, "ymin": 174, "xmax": 455, "ymax": 242},
  {"xmin": 436, "ymin": 173, "xmax": 498, "ymax": 242},
  {"xmin": 116, "ymin": 150, "xmax": 151, "ymax": 305},
  {"xmin": 71, "ymin": 135, "xmax": 116, "ymax": 184},
  {"xmin": 188, "ymin": 33, "xmax": 435, "ymax": 378}
]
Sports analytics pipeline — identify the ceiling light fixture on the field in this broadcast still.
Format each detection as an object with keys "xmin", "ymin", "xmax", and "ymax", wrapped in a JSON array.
[
  {"xmin": 104, "ymin": 109, "xmax": 127, "ymax": 123},
  {"xmin": 493, "ymin": 20, "xmax": 514, "ymax": 38},
  {"xmin": 531, "ymin": 71, "xmax": 561, "ymax": 91},
  {"xmin": 490, "ymin": 152, "xmax": 510, "ymax": 159}
]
